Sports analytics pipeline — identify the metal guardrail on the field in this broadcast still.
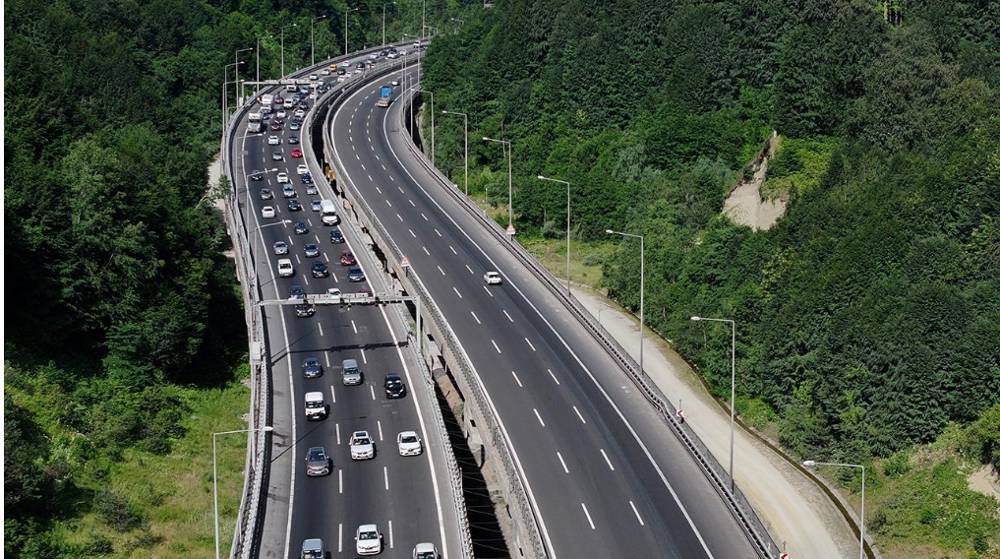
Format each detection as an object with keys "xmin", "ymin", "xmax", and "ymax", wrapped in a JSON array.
[
  {"xmin": 396, "ymin": 88, "xmax": 783, "ymax": 558},
  {"xmin": 301, "ymin": 66, "xmax": 475, "ymax": 559},
  {"xmin": 221, "ymin": 47, "xmax": 399, "ymax": 559},
  {"xmin": 318, "ymin": 66, "xmax": 545, "ymax": 558}
]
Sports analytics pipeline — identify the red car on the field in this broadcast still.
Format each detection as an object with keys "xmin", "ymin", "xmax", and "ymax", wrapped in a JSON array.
[
  {"xmin": 274, "ymin": 97, "xmax": 284, "ymax": 105},
  {"xmin": 290, "ymin": 148, "xmax": 303, "ymax": 158},
  {"xmin": 340, "ymin": 251, "xmax": 356, "ymax": 266}
]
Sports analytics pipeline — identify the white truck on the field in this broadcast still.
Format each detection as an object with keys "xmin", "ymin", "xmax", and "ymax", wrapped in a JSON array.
[
  {"xmin": 304, "ymin": 392, "xmax": 327, "ymax": 420},
  {"xmin": 260, "ymin": 93, "xmax": 273, "ymax": 107},
  {"xmin": 248, "ymin": 111, "xmax": 262, "ymax": 133},
  {"xmin": 320, "ymin": 200, "xmax": 340, "ymax": 226}
]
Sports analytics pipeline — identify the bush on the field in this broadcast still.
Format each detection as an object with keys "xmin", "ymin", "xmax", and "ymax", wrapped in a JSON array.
[{"xmin": 93, "ymin": 489, "xmax": 144, "ymax": 532}]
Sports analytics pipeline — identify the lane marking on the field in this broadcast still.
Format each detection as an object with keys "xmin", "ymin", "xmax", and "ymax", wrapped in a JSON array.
[
  {"xmin": 384, "ymin": 465, "xmax": 390, "ymax": 491},
  {"xmin": 437, "ymin": 265, "xmax": 446, "ymax": 276},
  {"xmin": 317, "ymin": 322, "xmax": 325, "ymax": 337},
  {"xmin": 329, "ymin": 385, "xmax": 337, "ymax": 404},
  {"xmin": 482, "ymin": 286, "xmax": 494, "ymax": 298},
  {"xmin": 491, "ymin": 339, "xmax": 502, "ymax": 354},
  {"xmin": 420, "ymin": 212, "xmax": 428, "ymax": 221},
  {"xmin": 336, "ymin": 423, "xmax": 341, "ymax": 445},
  {"xmin": 533, "ymin": 408, "xmax": 545, "ymax": 427},
  {"xmin": 449, "ymin": 245, "xmax": 457, "ymax": 255},
  {"xmin": 525, "ymin": 337, "xmax": 537, "ymax": 352},
  {"xmin": 338, "ymin": 523, "xmax": 343, "ymax": 552},
  {"xmin": 556, "ymin": 451, "xmax": 569, "ymax": 474},
  {"xmin": 599, "ymin": 448, "xmax": 615, "ymax": 471},
  {"xmin": 397, "ymin": 213, "xmax": 403, "ymax": 222},
  {"xmin": 408, "ymin": 199, "xmax": 416, "ymax": 207},
  {"xmin": 470, "ymin": 311, "xmax": 481, "ymax": 325},
  {"xmin": 369, "ymin": 384, "xmax": 376, "ymax": 400},
  {"xmin": 511, "ymin": 370, "xmax": 523, "ymax": 388},
  {"xmin": 325, "ymin": 353, "xmax": 331, "ymax": 368},
  {"xmin": 465, "ymin": 264, "xmax": 474, "ymax": 275},
  {"xmin": 361, "ymin": 348, "xmax": 367, "ymax": 363},
  {"xmin": 376, "ymin": 186, "xmax": 383, "ymax": 194},
  {"xmin": 548, "ymin": 368, "xmax": 560, "ymax": 385},
  {"xmin": 581, "ymin": 503, "xmax": 596, "ymax": 530},
  {"xmin": 388, "ymin": 520, "xmax": 394, "ymax": 549},
  {"xmin": 629, "ymin": 500, "xmax": 645, "ymax": 526},
  {"xmin": 409, "ymin": 228, "xmax": 417, "ymax": 238},
  {"xmin": 422, "ymin": 245, "xmax": 430, "ymax": 256},
  {"xmin": 503, "ymin": 310, "xmax": 514, "ymax": 322},
  {"xmin": 351, "ymin": 319, "xmax": 358, "ymax": 334},
  {"xmin": 434, "ymin": 228, "xmax": 442, "ymax": 237},
  {"xmin": 377, "ymin": 419, "xmax": 384, "ymax": 441},
  {"xmin": 338, "ymin": 469, "xmax": 343, "ymax": 494},
  {"xmin": 572, "ymin": 405, "xmax": 586, "ymax": 424},
  {"xmin": 386, "ymin": 199, "xmax": 392, "ymax": 207},
  {"xmin": 452, "ymin": 286, "xmax": 462, "ymax": 299}
]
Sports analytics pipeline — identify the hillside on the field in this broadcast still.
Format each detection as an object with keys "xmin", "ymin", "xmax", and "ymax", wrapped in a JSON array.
[{"xmin": 422, "ymin": 1, "xmax": 999, "ymax": 553}]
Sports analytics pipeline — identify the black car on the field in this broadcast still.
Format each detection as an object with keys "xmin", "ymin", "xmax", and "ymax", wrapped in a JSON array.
[
  {"xmin": 330, "ymin": 229, "xmax": 345, "ymax": 244},
  {"xmin": 311, "ymin": 261, "xmax": 329, "ymax": 278},
  {"xmin": 287, "ymin": 199, "xmax": 303, "ymax": 211},
  {"xmin": 384, "ymin": 373, "xmax": 406, "ymax": 399},
  {"xmin": 294, "ymin": 222, "xmax": 308, "ymax": 235},
  {"xmin": 288, "ymin": 135, "xmax": 300, "ymax": 144},
  {"xmin": 302, "ymin": 357, "xmax": 323, "ymax": 378},
  {"xmin": 249, "ymin": 170, "xmax": 264, "ymax": 181},
  {"xmin": 260, "ymin": 188, "xmax": 273, "ymax": 200},
  {"xmin": 302, "ymin": 173, "xmax": 313, "ymax": 184},
  {"xmin": 347, "ymin": 267, "xmax": 365, "ymax": 282},
  {"xmin": 295, "ymin": 303, "xmax": 316, "ymax": 318},
  {"xmin": 289, "ymin": 285, "xmax": 306, "ymax": 300}
]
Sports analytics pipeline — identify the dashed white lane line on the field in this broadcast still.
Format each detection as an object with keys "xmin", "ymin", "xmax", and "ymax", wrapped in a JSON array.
[
  {"xmin": 533, "ymin": 408, "xmax": 546, "ymax": 427},
  {"xmin": 581, "ymin": 503, "xmax": 596, "ymax": 530},
  {"xmin": 511, "ymin": 370, "xmax": 523, "ymax": 388},
  {"xmin": 361, "ymin": 163, "xmax": 366, "ymax": 171},
  {"xmin": 437, "ymin": 265, "xmax": 446, "ymax": 276},
  {"xmin": 324, "ymin": 253, "xmax": 330, "ymax": 263},
  {"xmin": 452, "ymin": 286, "xmax": 462, "ymax": 298},
  {"xmin": 386, "ymin": 199, "xmax": 392, "ymax": 207},
  {"xmin": 329, "ymin": 385, "xmax": 336, "ymax": 404},
  {"xmin": 482, "ymin": 286, "xmax": 494, "ymax": 298},
  {"xmin": 377, "ymin": 420, "xmax": 384, "ymax": 441},
  {"xmin": 388, "ymin": 520, "xmax": 394, "ymax": 549},
  {"xmin": 408, "ymin": 199, "xmax": 416, "ymax": 207},
  {"xmin": 556, "ymin": 451, "xmax": 569, "ymax": 474},
  {"xmin": 449, "ymin": 245, "xmax": 457, "ymax": 255},
  {"xmin": 381, "ymin": 163, "xmax": 387, "ymax": 170},
  {"xmin": 409, "ymin": 228, "xmax": 417, "ymax": 238},
  {"xmin": 351, "ymin": 319, "xmax": 358, "ymax": 334},
  {"xmin": 368, "ymin": 174, "xmax": 373, "ymax": 181},
  {"xmin": 295, "ymin": 254, "xmax": 302, "ymax": 264},
  {"xmin": 465, "ymin": 264, "xmax": 474, "ymax": 274},
  {"xmin": 573, "ymin": 405, "xmax": 587, "ymax": 424},
  {"xmin": 422, "ymin": 246, "xmax": 430, "ymax": 256},
  {"xmin": 420, "ymin": 212, "xmax": 428, "ymax": 221},
  {"xmin": 338, "ymin": 523, "xmax": 343, "ymax": 552},
  {"xmin": 302, "ymin": 275, "xmax": 310, "ymax": 286},
  {"xmin": 434, "ymin": 228, "xmax": 442, "ymax": 237},
  {"xmin": 599, "ymin": 448, "xmax": 616, "ymax": 471},
  {"xmin": 383, "ymin": 465, "xmax": 390, "ymax": 491},
  {"xmin": 525, "ymin": 337, "xmax": 537, "ymax": 352},
  {"xmin": 338, "ymin": 469, "xmax": 343, "ymax": 494},
  {"xmin": 355, "ymin": 153, "xmax": 360, "ymax": 160},
  {"xmin": 398, "ymin": 186, "xmax": 404, "ymax": 193},
  {"xmin": 629, "ymin": 500, "xmax": 645, "ymax": 526},
  {"xmin": 336, "ymin": 423, "xmax": 341, "ymax": 445},
  {"xmin": 325, "ymin": 354, "xmax": 331, "ymax": 367},
  {"xmin": 503, "ymin": 310, "xmax": 514, "ymax": 322},
  {"xmin": 389, "ymin": 175, "xmax": 395, "ymax": 181},
  {"xmin": 491, "ymin": 339, "xmax": 502, "ymax": 354},
  {"xmin": 548, "ymin": 368, "xmax": 560, "ymax": 385},
  {"xmin": 470, "ymin": 311, "xmax": 481, "ymax": 325},
  {"xmin": 361, "ymin": 349, "xmax": 367, "ymax": 363},
  {"xmin": 317, "ymin": 322, "xmax": 325, "ymax": 337},
  {"xmin": 397, "ymin": 213, "xmax": 403, "ymax": 222},
  {"xmin": 376, "ymin": 186, "xmax": 383, "ymax": 194},
  {"xmin": 369, "ymin": 384, "xmax": 376, "ymax": 400}
]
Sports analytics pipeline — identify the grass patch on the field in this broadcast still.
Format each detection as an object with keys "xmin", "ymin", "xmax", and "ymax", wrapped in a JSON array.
[
  {"xmin": 760, "ymin": 136, "xmax": 838, "ymax": 199},
  {"xmin": 519, "ymin": 236, "xmax": 616, "ymax": 290}
]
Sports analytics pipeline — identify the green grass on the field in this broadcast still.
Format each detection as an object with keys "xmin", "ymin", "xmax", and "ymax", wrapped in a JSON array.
[
  {"xmin": 760, "ymin": 136, "xmax": 838, "ymax": 199},
  {"xmin": 519, "ymin": 236, "xmax": 616, "ymax": 290},
  {"xmin": 7, "ymin": 362, "xmax": 252, "ymax": 558}
]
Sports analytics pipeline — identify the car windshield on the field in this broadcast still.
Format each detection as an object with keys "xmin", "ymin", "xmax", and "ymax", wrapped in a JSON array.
[
  {"xmin": 401, "ymin": 434, "xmax": 418, "ymax": 443},
  {"xmin": 307, "ymin": 448, "xmax": 325, "ymax": 460},
  {"xmin": 416, "ymin": 553, "xmax": 435, "ymax": 559},
  {"xmin": 354, "ymin": 436, "xmax": 371, "ymax": 445},
  {"xmin": 359, "ymin": 530, "xmax": 377, "ymax": 540},
  {"xmin": 304, "ymin": 359, "xmax": 318, "ymax": 367},
  {"xmin": 306, "ymin": 399, "xmax": 322, "ymax": 408}
]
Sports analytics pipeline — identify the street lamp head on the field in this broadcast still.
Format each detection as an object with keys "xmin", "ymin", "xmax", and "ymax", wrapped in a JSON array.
[
  {"xmin": 537, "ymin": 175, "xmax": 546, "ymax": 180},
  {"xmin": 262, "ymin": 426, "xmax": 275, "ymax": 432},
  {"xmin": 690, "ymin": 316, "xmax": 702, "ymax": 321},
  {"xmin": 605, "ymin": 229, "xmax": 615, "ymax": 234},
  {"xmin": 802, "ymin": 460, "xmax": 817, "ymax": 468}
]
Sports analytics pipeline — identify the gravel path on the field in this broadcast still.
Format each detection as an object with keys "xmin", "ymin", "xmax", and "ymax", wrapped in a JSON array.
[{"xmin": 573, "ymin": 286, "xmax": 858, "ymax": 558}]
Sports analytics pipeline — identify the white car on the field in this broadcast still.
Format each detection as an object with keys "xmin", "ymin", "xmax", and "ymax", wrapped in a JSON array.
[
  {"xmin": 267, "ymin": 135, "xmax": 280, "ymax": 145},
  {"xmin": 294, "ymin": 109, "xmax": 306, "ymax": 118},
  {"xmin": 304, "ymin": 391, "xmax": 327, "ymax": 420},
  {"xmin": 297, "ymin": 164, "xmax": 309, "ymax": 175},
  {"xmin": 397, "ymin": 431, "xmax": 422, "ymax": 456},
  {"xmin": 309, "ymin": 74, "xmax": 318, "ymax": 81},
  {"xmin": 261, "ymin": 206, "xmax": 276, "ymax": 219},
  {"xmin": 277, "ymin": 172, "xmax": 289, "ymax": 184},
  {"xmin": 283, "ymin": 99, "xmax": 294, "ymax": 109},
  {"xmin": 326, "ymin": 287, "xmax": 342, "ymax": 304},
  {"xmin": 349, "ymin": 431, "xmax": 374, "ymax": 460},
  {"xmin": 277, "ymin": 258, "xmax": 294, "ymax": 277},
  {"xmin": 484, "ymin": 271, "xmax": 503, "ymax": 285},
  {"xmin": 355, "ymin": 524, "xmax": 382, "ymax": 556},
  {"xmin": 390, "ymin": 79, "xmax": 399, "ymax": 87},
  {"xmin": 321, "ymin": 68, "xmax": 331, "ymax": 76},
  {"xmin": 413, "ymin": 542, "xmax": 439, "ymax": 559},
  {"xmin": 276, "ymin": 110, "xmax": 287, "ymax": 119}
]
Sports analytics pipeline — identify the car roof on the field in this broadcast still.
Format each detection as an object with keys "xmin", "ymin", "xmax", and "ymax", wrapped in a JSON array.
[
  {"xmin": 352, "ymin": 430, "xmax": 369, "ymax": 437},
  {"xmin": 304, "ymin": 391, "xmax": 324, "ymax": 401},
  {"xmin": 358, "ymin": 523, "xmax": 377, "ymax": 532},
  {"xmin": 399, "ymin": 430, "xmax": 418, "ymax": 438},
  {"xmin": 343, "ymin": 358, "xmax": 358, "ymax": 366},
  {"xmin": 385, "ymin": 373, "xmax": 401, "ymax": 380},
  {"xmin": 302, "ymin": 538, "xmax": 323, "ymax": 549},
  {"xmin": 415, "ymin": 542, "xmax": 435, "ymax": 552}
]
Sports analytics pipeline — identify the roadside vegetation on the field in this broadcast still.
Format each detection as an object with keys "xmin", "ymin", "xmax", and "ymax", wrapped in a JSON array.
[
  {"xmin": 423, "ymin": 2, "xmax": 1000, "ymax": 556},
  {"xmin": 4, "ymin": 1, "xmax": 419, "ymax": 556}
]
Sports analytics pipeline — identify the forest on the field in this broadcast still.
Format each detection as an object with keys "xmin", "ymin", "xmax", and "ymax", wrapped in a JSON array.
[
  {"xmin": 3, "ymin": 0, "xmax": 424, "ymax": 555},
  {"xmin": 422, "ymin": 0, "xmax": 999, "ymax": 463}
]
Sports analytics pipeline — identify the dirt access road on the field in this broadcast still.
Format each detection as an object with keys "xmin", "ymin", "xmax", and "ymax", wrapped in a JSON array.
[{"xmin": 573, "ymin": 286, "xmax": 858, "ymax": 559}]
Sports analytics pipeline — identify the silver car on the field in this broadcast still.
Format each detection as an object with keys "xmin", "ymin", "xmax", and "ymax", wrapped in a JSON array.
[
  {"xmin": 342, "ymin": 358, "xmax": 362, "ymax": 385},
  {"xmin": 305, "ymin": 446, "xmax": 330, "ymax": 476},
  {"xmin": 273, "ymin": 240, "xmax": 289, "ymax": 255}
]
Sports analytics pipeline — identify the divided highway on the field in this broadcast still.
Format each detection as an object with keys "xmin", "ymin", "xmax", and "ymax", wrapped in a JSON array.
[
  {"xmin": 226, "ymin": 53, "xmax": 463, "ymax": 559},
  {"xmin": 326, "ymin": 67, "xmax": 766, "ymax": 558}
]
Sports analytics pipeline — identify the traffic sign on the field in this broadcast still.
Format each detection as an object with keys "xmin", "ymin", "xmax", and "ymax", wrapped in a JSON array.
[
  {"xmin": 400, "ymin": 256, "xmax": 411, "ymax": 267},
  {"xmin": 779, "ymin": 553, "xmax": 788, "ymax": 559}
]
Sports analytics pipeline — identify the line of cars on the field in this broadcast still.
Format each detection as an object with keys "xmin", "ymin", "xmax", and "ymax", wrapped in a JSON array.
[{"xmin": 250, "ymin": 60, "xmax": 440, "ymax": 559}]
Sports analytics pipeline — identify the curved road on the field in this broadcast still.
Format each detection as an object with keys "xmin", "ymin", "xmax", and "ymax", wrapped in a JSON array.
[
  {"xmin": 326, "ymin": 66, "xmax": 764, "ymax": 558},
  {"xmin": 228, "ymin": 53, "xmax": 462, "ymax": 559}
]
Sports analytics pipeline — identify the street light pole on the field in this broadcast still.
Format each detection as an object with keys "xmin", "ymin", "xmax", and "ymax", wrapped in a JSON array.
[
  {"xmin": 606, "ymin": 229, "xmax": 644, "ymax": 375},
  {"xmin": 213, "ymin": 425, "xmax": 274, "ymax": 559},
  {"xmin": 690, "ymin": 315, "xmax": 737, "ymax": 492},
  {"xmin": 311, "ymin": 15, "xmax": 328, "ymax": 66},
  {"xmin": 484, "ymin": 137, "xmax": 514, "ymax": 236},
  {"xmin": 345, "ymin": 7, "xmax": 359, "ymax": 56},
  {"xmin": 804, "ymin": 460, "xmax": 866, "ymax": 559},
  {"xmin": 235, "ymin": 48, "xmax": 252, "ymax": 106},
  {"xmin": 441, "ymin": 110, "xmax": 468, "ymax": 195},
  {"xmin": 538, "ymin": 175, "xmax": 572, "ymax": 295}
]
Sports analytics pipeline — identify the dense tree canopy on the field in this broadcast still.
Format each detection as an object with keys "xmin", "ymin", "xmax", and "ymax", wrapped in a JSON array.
[{"xmin": 423, "ymin": 0, "xmax": 1000, "ymax": 462}]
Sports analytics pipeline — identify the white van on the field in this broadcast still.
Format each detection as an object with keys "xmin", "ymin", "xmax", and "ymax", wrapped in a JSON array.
[
  {"xmin": 304, "ymin": 392, "xmax": 327, "ymax": 420},
  {"xmin": 320, "ymin": 200, "xmax": 339, "ymax": 226},
  {"xmin": 260, "ymin": 94, "xmax": 273, "ymax": 107},
  {"xmin": 277, "ymin": 259, "xmax": 294, "ymax": 277}
]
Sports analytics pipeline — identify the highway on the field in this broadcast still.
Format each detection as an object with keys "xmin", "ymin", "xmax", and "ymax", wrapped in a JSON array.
[
  {"xmin": 227, "ymin": 54, "xmax": 462, "ymax": 559},
  {"xmin": 325, "ymin": 66, "xmax": 765, "ymax": 558}
]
